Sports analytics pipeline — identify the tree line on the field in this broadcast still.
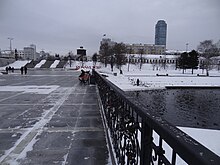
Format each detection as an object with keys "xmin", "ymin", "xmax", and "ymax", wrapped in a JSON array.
[{"xmin": 93, "ymin": 39, "xmax": 220, "ymax": 74}]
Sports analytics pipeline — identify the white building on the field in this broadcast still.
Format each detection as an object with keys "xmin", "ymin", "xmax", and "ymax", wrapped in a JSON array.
[
  {"xmin": 126, "ymin": 43, "xmax": 166, "ymax": 55},
  {"xmin": 128, "ymin": 54, "xmax": 178, "ymax": 64},
  {"xmin": 23, "ymin": 44, "xmax": 37, "ymax": 60},
  {"xmin": 30, "ymin": 44, "xmax": 37, "ymax": 60},
  {"xmin": 24, "ymin": 47, "xmax": 34, "ymax": 60},
  {"xmin": 17, "ymin": 50, "xmax": 24, "ymax": 59},
  {"xmin": 0, "ymin": 50, "xmax": 11, "ymax": 58}
]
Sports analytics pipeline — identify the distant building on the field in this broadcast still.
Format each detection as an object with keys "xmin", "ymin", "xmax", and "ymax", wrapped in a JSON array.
[
  {"xmin": 23, "ymin": 44, "xmax": 38, "ymax": 60},
  {"xmin": 40, "ymin": 50, "xmax": 50, "ymax": 59},
  {"xmin": 100, "ymin": 38, "xmax": 116, "ymax": 48},
  {"xmin": 30, "ymin": 44, "xmax": 37, "ymax": 59},
  {"xmin": 126, "ymin": 43, "xmax": 165, "ymax": 55},
  {"xmin": 155, "ymin": 20, "xmax": 167, "ymax": 47},
  {"xmin": 77, "ymin": 46, "xmax": 86, "ymax": 56},
  {"xmin": 99, "ymin": 38, "xmax": 165, "ymax": 55},
  {"xmin": 24, "ymin": 47, "xmax": 35, "ymax": 60},
  {"xmin": 0, "ymin": 50, "xmax": 11, "ymax": 58},
  {"xmin": 99, "ymin": 38, "xmax": 116, "ymax": 55},
  {"xmin": 17, "ymin": 50, "xmax": 24, "ymax": 59},
  {"xmin": 76, "ymin": 46, "xmax": 87, "ymax": 61}
]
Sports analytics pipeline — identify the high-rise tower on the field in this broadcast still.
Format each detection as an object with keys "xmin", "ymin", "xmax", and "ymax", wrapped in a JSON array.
[{"xmin": 155, "ymin": 20, "xmax": 167, "ymax": 47}]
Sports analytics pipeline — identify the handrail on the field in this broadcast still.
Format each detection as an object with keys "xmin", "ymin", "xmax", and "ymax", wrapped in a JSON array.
[{"xmin": 93, "ymin": 70, "xmax": 220, "ymax": 165}]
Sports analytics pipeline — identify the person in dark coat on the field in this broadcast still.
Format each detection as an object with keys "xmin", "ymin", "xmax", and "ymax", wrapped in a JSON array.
[
  {"xmin": 24, "ymin": 66, "xmax": 27, "ymax": 75},
  {"xmin": 20, "ymin": 66, "xmax": 24, "ymax": 75},
  {"xmin": 5, "ymin": 67, "xmax": 8, "ymax": 74},
  {"xmin": 79, "ymin": 69, "xmax": 85, "ymax": 82}
]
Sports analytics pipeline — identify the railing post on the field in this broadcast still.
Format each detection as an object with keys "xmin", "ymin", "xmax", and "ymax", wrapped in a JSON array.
[{"xmin": 140, "ymin": 119, "xmax": 153, "ymax": 165}]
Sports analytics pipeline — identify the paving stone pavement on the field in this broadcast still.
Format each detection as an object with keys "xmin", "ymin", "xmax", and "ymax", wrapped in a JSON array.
[{"xmin": 0, "ymin": 70, "xmax": 109, "ymax": 165}]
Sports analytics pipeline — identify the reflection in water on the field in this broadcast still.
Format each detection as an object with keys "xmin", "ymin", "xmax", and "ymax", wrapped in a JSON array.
[{"xmin": 127, "ymin": 89, "xmax": 220, "ymax": 130}]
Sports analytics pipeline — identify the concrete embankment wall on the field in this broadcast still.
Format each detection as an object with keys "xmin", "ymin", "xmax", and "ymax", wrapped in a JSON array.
[{"xmin": 0, "ymin": 58, "xmax": 15, "ymax": 67}]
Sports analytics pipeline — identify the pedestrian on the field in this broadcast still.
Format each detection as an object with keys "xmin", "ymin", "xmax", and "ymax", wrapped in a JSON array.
[
  {"xmin": 20, "ymin": 66, "xmax": 24, "ymax": 75},
  {"xmin": 137, "ymin": 79, "xmax": 140, "ymax": 86},
  {"xmin": 24, "ymin": 66, "xmax": 27, "ymax": 75},
  {"xmin": 5, "ymin": 67, "xmax": 8, "ymax": 74}
]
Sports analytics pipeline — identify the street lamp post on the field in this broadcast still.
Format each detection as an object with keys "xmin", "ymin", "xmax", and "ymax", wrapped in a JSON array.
[
  {"xmin": 8, "ymin": 37, "xmax": 13, "ymax": 51},
  {"xmin": 8, "ymin": 37, "xmax": 13, "ymax": 57}
]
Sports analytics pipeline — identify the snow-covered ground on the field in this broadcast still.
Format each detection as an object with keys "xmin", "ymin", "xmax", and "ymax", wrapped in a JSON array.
[
  {"xmin": 179, "ymin": 127, "xmax": 220, "ymax": 157},
  {"xmin": 0, "ymin": 85, "xmax": 59, "ymax": 94},
  {"xmin": 34, "ymin": 60, "xmax": 46, "ymax": 68},
  {"xmin": 97, "ymin": 63, "xmax": 220, "ymax": 91},
  {"xmin": 0, "ymin": 60, "xmax": 30, "ymax": 70},
  {"xmin": 50, "ymin": 60, "xmax": 60, "ymax": 68},
  {"xmin": 103, "ymin": 73, "xmax": 220, "ymax": 91}
]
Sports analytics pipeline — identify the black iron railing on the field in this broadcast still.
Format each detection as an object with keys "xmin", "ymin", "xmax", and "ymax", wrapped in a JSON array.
[{"xmin": 93, "ymin": 70, "xmax": 220, "ymax": 165}]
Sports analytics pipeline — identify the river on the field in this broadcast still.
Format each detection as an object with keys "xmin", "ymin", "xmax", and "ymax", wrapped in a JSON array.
[{"xmin": 126, "ymin": 89, "xmax": 220, "ymax": 130}]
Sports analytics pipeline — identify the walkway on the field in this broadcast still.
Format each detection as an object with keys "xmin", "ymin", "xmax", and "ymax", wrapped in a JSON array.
[{"xmin": 0, "ymin": 70, "xmax": 109, "ymax": 165}]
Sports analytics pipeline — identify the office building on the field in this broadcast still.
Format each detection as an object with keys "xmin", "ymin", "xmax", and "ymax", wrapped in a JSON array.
[
  {"xmin": 23, "ymin": 44, "xmax": 38, "ymax": 60},
  {"xmin": 155, "ymin": 20, "xmax": 167, "ymax": 47}
]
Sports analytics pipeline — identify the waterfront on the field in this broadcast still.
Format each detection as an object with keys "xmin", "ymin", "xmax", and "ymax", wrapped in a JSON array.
[{"xmin": 127, "ymin": 89, "xmax": 220, "ymax": 130}]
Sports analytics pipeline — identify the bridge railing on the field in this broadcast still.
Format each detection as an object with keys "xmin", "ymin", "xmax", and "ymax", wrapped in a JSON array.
[{"xmin": 93, "ymin": 70, "xmax": 220, "ymax": 165}]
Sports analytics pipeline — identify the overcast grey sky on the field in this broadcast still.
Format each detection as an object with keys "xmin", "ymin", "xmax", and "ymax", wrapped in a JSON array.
[{"xmin": 0, "ymin": 0, "xmax": 219, "ymax": 55}]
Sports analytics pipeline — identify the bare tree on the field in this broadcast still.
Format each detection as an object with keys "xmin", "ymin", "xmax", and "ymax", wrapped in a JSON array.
[
  {"xmin": 197, "ymin": 40, "xmax": 220, "ymax": 76},
  {"xmin": 138, "ymin": 48, "xmax": 144, "ymax": 70},
  {"xmin": 99, "ymin": 42, "xmax": 113, "ymax": 67},
  {"xmin": 92, "ymin": 53, "xmax": 98, "ymax": 67},
  {"xmin": 127, "ymin": 48, "xmax": 133, "ymax": 72},
  {"xmin": 68, "ymin": 51, "xmax": 72, "ymax": 67},
  {"xmin": 113, "ymin": 43, "xmax": 127, "ymax": 70}
]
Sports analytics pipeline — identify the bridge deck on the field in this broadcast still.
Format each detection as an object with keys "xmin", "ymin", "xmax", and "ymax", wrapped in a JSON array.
[{"xmin": 0, "ymin": 70, "xmax": 109, "ymax": 165}]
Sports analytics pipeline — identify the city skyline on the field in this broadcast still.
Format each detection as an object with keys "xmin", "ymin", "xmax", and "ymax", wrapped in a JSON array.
[{"xmin": 0, "ymin": 0, "xmax": 219, "ymax": 55}]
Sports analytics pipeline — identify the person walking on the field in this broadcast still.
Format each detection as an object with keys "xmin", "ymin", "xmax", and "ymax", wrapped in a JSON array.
[
  {"xmin": 20, "ymin": 66, "xmax": 24, "ymax": 75},
  {"xmin": 5, "ymin": 67, "xmax": 8, "ymax": 74},
  {"xmin": 24, "ymin": 66, "xmax": 27, "ymax": 75}
]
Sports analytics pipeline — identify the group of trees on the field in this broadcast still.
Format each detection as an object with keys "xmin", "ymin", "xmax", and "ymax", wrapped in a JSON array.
[
  {"xmin": 177, "ymin": 50, "xmax": 199, "ymax": 74},
  {"xmin": 172, "ymin": 40, "xmax": 220, "ymax": 75},
  {"xmin": 99, "ymin": 42, "xmax": 127, "ymax": 71}
]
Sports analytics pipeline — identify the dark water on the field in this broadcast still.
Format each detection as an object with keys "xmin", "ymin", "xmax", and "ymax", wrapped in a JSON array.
[{"xmin": 126, "ymin": 89, "xmax": 220, "ymax": 130}]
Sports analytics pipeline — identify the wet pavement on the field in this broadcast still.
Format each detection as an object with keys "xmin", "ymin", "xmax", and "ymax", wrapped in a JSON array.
[{"xmin": 0, "ymin": 70, "xmax": 109, "ymax": 165}]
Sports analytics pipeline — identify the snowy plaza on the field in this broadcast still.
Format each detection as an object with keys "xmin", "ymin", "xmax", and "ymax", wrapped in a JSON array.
[{"xmin": 0, "ymin": 70, "xmax": 108, "ymax": 164}]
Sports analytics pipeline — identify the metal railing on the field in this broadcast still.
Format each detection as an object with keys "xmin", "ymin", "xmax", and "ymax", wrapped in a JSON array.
[{"xmin": 93, "ymin": 70, "xmax": 220, "ymax": 165}]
